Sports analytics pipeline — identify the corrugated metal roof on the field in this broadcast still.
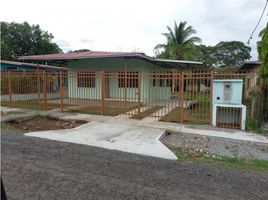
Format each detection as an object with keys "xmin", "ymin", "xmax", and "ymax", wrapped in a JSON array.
[
  {"xmin": 243, "ymin": 60, "xmax": 262, "ymax": 65},
  {"xmin": 18, "ymin": 50, "xmax": 204, "ymax": 68},
  {"xmin": 1, "ymin": 60, "xmax": 67, "ymax": 70},
  {"xmin": 154, "ymin": 58, "xmax": 203, "ymax": 65},
  {"xmin": 240, "ymin": 60, "xmax": 262, "ymax": 70},
  {"xmin": 19, "ymin": 51, "xmax": 147, "ymax": 60}
]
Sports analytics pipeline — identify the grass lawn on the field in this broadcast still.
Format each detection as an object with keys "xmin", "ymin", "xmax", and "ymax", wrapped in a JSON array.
[
  {"xmin": 183, "ymin": 92, "xmax": 210, "ymax": 103},
  {"xmin": 66, "ymin": 105, "xmax": 138, "ymax": 116},
  {"xmin": 172, "ymin": 147, "xmax": 268, "ymax": 173},
  {"xmin": 160, "ymin": 106, "xmax": 210, "ymax": 125},
  {"xmin": 1, "ymin": 122, "xmax": 24, "ymax": 133},
  {"xmin": 131, "ymin": 106, "xmax": 164, "ymax": 119},
  {"xmin": 1, "ymin": 100, "xmax": 70, "ymax": 110}
]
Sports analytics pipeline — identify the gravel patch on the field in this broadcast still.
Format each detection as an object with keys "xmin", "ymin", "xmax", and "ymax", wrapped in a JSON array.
[{"xmin": 161, "ymin": 130, "xmax": 268, "ymax": 160}]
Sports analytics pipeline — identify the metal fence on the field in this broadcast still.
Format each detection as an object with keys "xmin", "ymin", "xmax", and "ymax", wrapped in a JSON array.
[{"xmin": 1, "ymin": 69, "xmax": 254, "ymax": 127}]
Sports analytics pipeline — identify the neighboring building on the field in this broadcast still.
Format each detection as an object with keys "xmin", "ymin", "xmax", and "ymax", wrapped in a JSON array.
[
  {"xmin": 0, "ymin": 60, "xmax": 68, "ymax": 99},
  {"xmin": 19, "ymin": 51, "xmax": 204, "ymax": 101},
  {"xmin": 0, "ymin": 60, "xmax": 66, "ymax": 72},
  {"xmin": 240, "ymin": 60, "xmax": 262, "ymax": 90}
]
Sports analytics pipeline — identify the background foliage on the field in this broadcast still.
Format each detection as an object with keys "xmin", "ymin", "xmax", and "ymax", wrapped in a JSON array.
[{"xmin": 1, "ymin": 21, "xmax": 62, "ymax": 60}]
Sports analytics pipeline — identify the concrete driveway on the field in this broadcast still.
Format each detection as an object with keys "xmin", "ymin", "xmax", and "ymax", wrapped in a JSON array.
[{"xmin": 25, "ymin": 121, "xmax": 177, "ymax": 160}]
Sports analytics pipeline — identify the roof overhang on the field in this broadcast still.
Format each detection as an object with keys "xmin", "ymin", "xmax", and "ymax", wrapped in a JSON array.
[
  {"xmin": 240, "ymin": 60, "xmax": 262, "ymax": 70},
  {"xmin": 152, "ymin": 58, "xmax": 203, "ymax": 68}
]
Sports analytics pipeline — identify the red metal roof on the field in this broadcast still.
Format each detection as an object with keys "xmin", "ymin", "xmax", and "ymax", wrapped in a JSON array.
[{"xmin": 18, "ymin": 51, "xmax": 146, "ymax": 61}]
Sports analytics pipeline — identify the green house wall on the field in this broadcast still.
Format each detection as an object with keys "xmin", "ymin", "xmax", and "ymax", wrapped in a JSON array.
[{"xmin": 67, "ymin": 57, "xmax": 171, "ymax": 101}]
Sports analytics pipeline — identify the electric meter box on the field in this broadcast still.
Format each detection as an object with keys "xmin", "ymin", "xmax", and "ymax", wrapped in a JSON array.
[
  {"xmin": 212, "ymin": 79, "xmax": 246, "ymax": 130},
  {"xmin": 213, "ymin": 79, "xmax": 243, "ymax": 105}
]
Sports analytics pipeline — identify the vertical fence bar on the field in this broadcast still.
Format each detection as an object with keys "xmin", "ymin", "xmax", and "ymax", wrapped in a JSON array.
[
  {"xmin": 37, "ymin": 69, "xmax": 40, "ymax": 104},
  {"xmin": 8, "ymin": 71, "xmax": 12, "ymax": 107},
  {"xmin": 101, "ymin": 71, "xmax": 105, "ymax": 115},
  {"xmin": 43, "ymin": 71, "xmax": 47, "ymax": 111},
  {"xmin": 209, "ymin": 70, "xmax": 214, "ymax": 125},
  {"xmin": 137, "ymin": 72, "xmax": 141, "ymax": 114},
  {"xmin": 124, "ymin": 60, "xmax": 128, "ymax": 112},
  {"xmin": 180, "ymin": 71, "xmax": 184, "ymax": 123},
  {"xmin": 59, "ymin": 70, "xmax": 63, "ymax": 112}
]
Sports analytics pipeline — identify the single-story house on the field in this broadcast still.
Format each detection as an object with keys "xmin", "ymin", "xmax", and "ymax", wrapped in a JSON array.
[{"xmin": 18, "ymin": 51, "xmax": 204, "ymax": 102}]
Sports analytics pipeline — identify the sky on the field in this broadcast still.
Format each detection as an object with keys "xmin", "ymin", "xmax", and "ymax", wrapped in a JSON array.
[{"xmin": 1, "ymin": 0, "xmax": 267, "ymax": 60}]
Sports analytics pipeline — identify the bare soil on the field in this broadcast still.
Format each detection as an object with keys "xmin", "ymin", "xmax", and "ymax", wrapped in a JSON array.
[{"xmin": 5, "ymin": 116, "xmax": 87, "ymax": 132}]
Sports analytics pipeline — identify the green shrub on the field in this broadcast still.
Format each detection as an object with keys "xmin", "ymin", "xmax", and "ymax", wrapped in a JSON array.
[{"xmin": 246, "ymin": 117, "xmax": 263, "ymax": 134}]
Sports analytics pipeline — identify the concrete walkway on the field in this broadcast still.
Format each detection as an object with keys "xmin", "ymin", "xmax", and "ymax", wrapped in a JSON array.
[
  {"xmin": 2, "ymin": 106, "xmax": 268, "ymax": 160},
  {"xmin": 58, "ymin": 113, "xmax": 268, "ymax": 144}
]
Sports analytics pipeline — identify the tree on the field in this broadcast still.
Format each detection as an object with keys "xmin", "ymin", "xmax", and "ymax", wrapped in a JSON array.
[
  {"xmin": 1, "ymin": 21, "xmax": 62, "ymax": 60},
  {"xmin": 154, "ymin": 21, "xmax": 201, "ymax": 60},
  {"xmin": 195, "ymin": 45, "xmax": 216, "ymax": 68},
  {"xmin": 258, "ymin": 22, "xmax": 268, "ymax": 84},
  {"xmin": 197, "ymin": 41, "xmax": 251, "ymax": 68},
  {"xmin": 68, "ymin": 49, "xmax": 90, "ymax": 53}
]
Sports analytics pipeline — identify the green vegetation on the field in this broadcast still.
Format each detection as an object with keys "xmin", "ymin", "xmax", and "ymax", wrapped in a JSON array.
[
  {"xmin": 1, "ymin": 100, "xmax": 65, "ymax": 110},
  {"xmin": 183, "ymin": 92, "xmax": 210, "ymax": 103},
  {"xmin": 1, "ymin": 21, "xmax": 62, "ymax": 60},
  {"xmin": 1, "ymin": 122, "xmax": 24, "ymax": 133},
  {"xmin": 258, "ymin": 22, "xmax": 268, "ymax": 84},
  {"xmin": 160, "ymin": 105, "xmax": 210, "ymax": 124},
  {"xmin": 196, "ymin": 41, "xmax": 251, "ymax": 68},
  {"xmin": 160, "ymin": 93, "xmax": 210, "ymax": 124},
  {"xmin": 172, "ymin": 147, "xmax": 268, "ymax": 173},
  {"xmin": 68, "ymin": 49, "xmax": 90, "ymax": 53},
  {"xmin": 131, "ymin": 106, "xmax": 163, "ymax": 119},
  {"xmin": 154, "ymin": 20, "xmax": 251, "ymax": 68},
  {"xmin": 258, "ymin": 23, "xmax": 268, "ymax": 120},
  {"xmin": 4, "ymin": 111, "xmax": 26, "ymax": 115},
  {"xmin": 246, "ymin": 117, "xmax": 264, "ymax": 134},
  {"xmin": 67, "ymin": 105, "xmax": 138, "ymax": 116},
  {"xmin": 154, "ymin": 21, "xmax": 201, "ymax": 60}
]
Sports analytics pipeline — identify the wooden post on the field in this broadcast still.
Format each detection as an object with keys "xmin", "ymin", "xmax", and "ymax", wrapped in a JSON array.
[
  {"xmin": 180, "ymin": 71, "xmax": 184, "ymax": 123},
  {"xmin": 101, "ymin": 71, "xmax": 105, "ymax": 115},
  {"xmin": 59, "ymin": 71, "xmax": 63, "ymax": 112},
  {"xmin": 244, "ymin": 74, "xmax": 249, "ymax": 101},
  {"xmin": 209, "ymin": 70, "xmax": 214, "ymax": 126},
  {"xmin": 137, "ymin": 72, "xmax": 141, "ymax": 114},
  {"xmin": 172, "ymin": 69, "xmax": 175, "ymax": 94},
  {"xmin": 8, "ymin": 71, "xmax": 12, "ymax": 108},
  {"xmin": 190, "ymin": 69, "xmax": 193, "ymax": 101},
  {"xmin": 43, "ymin": 71, "xmax": 47, "ymax": 111},
  {"xmin": 37, "ymin": 69, "xmax": 40, "ymax": 104}
]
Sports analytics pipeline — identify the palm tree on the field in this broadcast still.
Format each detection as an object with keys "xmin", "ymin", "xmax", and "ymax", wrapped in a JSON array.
[{"xmin": 154, "ymin": 21, "xmax": 201, "ymax": 60}]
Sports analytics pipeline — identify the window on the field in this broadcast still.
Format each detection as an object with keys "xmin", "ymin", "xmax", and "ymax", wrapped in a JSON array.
[
  {"xmin": 153, "ymin": 74, "xmax": 172, "ymax": 87},
  {"xmin": 77, "ymin": 72, "xmax": 95, "ymax": 88},
  {"xmin": 118, "ymin": 71, "xmax": 139, "ymax": 88},
  {"xmin": 118, "ymin": 72, "xmax": 125, "ymax": 88}
]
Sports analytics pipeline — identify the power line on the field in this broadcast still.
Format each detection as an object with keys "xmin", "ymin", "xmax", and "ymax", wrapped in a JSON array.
[{"xmin": 247, "ymin": 0, "xmax": 268, "ymax": 45}]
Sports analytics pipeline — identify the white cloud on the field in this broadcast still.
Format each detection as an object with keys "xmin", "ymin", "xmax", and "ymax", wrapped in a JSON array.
[{"xmin": 1, "ymin": 0, "xmax": 267, "ymax": 59}]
